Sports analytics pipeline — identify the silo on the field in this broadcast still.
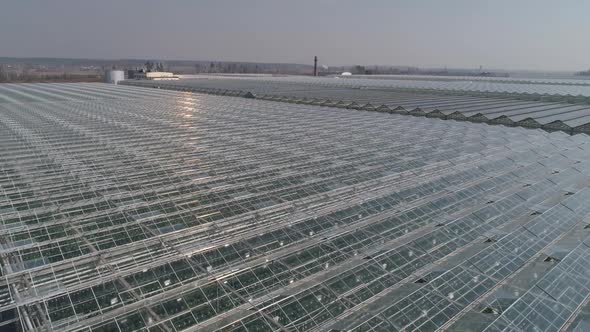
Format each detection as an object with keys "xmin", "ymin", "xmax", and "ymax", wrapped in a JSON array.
[{"xmin": 105, "ymin": 70, "xmax": 125, "ymax": 84}]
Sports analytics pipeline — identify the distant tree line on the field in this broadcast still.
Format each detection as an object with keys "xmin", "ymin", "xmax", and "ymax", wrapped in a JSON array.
[
  {"xmin": 144, "ymin": 61, "xmax": 166, "ymax": 72},
  {"xmin": 0, "ymin": 65, "xmax": 100, "ymax": 83},
  {"xmin": 192, "ymin": 62, "xmax": 266, "ymax": 74},
  {"xmin": 329, "ymin": 65, "xmax": 422, "ymax": 75},
  {"xmin": 329, "ymin": 65, "xmax": 508, "ymax": 77}
]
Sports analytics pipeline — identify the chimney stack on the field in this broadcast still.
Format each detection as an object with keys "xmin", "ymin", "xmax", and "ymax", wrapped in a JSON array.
[{"xmin": 314, "ymin": 56, "xmax": 318, "ymax": 77}]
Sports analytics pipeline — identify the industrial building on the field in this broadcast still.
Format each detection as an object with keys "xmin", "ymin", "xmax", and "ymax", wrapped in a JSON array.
[
  {"xmin": 105, "ymin": 70, "xmax": 125, "ymax": 85},
  {"xmin": 133, "ymin": 71, "xmax": 179, "ymax": 81},
  {"xmin": 0, "ymin": 81, "xmax": 590, "ymax": 332}
]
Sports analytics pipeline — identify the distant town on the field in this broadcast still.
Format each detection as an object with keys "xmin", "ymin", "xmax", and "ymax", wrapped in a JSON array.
[{"xmin": 1, "ymin": 57, "xmax": 589, "ymax": 83}]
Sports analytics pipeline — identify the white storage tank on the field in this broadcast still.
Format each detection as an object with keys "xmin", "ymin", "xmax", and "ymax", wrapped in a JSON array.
[{"xmin": 105, "ymin": 70, "xmax": 125, "ymax": 84}]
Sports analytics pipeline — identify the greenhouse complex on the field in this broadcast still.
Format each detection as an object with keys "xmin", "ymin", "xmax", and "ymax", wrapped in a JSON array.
[
  {"xmin": 123, "ymin": 75, "xmax": 590, "ymax": 134},
  {"xmin": 1, "ymin": 81, "xmax": 590, "ymax": 332}
]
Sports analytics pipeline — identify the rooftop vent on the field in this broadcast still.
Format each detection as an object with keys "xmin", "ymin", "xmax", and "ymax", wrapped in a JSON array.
[
  {"xmin": 543, "ymin": 256, "xmax": 559, "ymax": 263},
  {"xmin": 481, "ymin": 307, "xmax": 500, "ymax": 315}
]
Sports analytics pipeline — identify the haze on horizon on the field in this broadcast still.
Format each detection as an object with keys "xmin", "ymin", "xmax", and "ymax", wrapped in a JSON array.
[{"xmin": 1, "ymin": 0, "xmax": 589, "ymax": 72}]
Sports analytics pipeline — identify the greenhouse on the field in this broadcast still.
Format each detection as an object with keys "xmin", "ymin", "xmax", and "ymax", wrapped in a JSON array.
[
  {"xmin": 122, "ymin": 76, "xmax": 590, "ymax": 134},
  {"xmin": 0, "ymin": 83, "xmax": 590, "ymax": 331}
]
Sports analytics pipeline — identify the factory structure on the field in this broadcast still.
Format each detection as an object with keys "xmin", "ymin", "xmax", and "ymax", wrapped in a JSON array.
[
  {"xmin": 1, "ymin": 75, "xmax": 590, "ymax": 332},
  {"xmin": 132, "ymin": 71, "xmax": 179, "ymax": 81},
  {"xmin": 104, "ymin": 70, "xmax": 125, "ymax": 84},
  {"xmin": 128, "ymin": 61, "xmax": 179, "ymax": 81},
  {"xmin": 105, "ymin": 69, "xmax": 178, "ymax": 84}
]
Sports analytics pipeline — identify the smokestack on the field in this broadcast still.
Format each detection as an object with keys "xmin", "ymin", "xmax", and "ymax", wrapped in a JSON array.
[{"xmin": 314, "ymin": 56, "xmax": 318, "ymax": 77}]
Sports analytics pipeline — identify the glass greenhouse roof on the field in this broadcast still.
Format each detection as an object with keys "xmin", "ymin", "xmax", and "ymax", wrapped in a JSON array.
[
  {"xmin": 122, "ymin": 76, "xmax": 590, "ymax": 134},
  {"xmin": 1, "ymin": 83, "xmax": 590, "ymax": 332}
]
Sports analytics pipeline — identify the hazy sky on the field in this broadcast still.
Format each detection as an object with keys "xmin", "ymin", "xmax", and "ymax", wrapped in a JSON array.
[{"xmin": 1, "ymin": 0, "xmax": 589, "ymax": 71}]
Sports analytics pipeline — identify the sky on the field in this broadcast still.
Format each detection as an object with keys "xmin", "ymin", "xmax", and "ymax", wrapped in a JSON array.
[{"xmin": 1, "ymin": 0, "xmax": 589, "ymax": 71}]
